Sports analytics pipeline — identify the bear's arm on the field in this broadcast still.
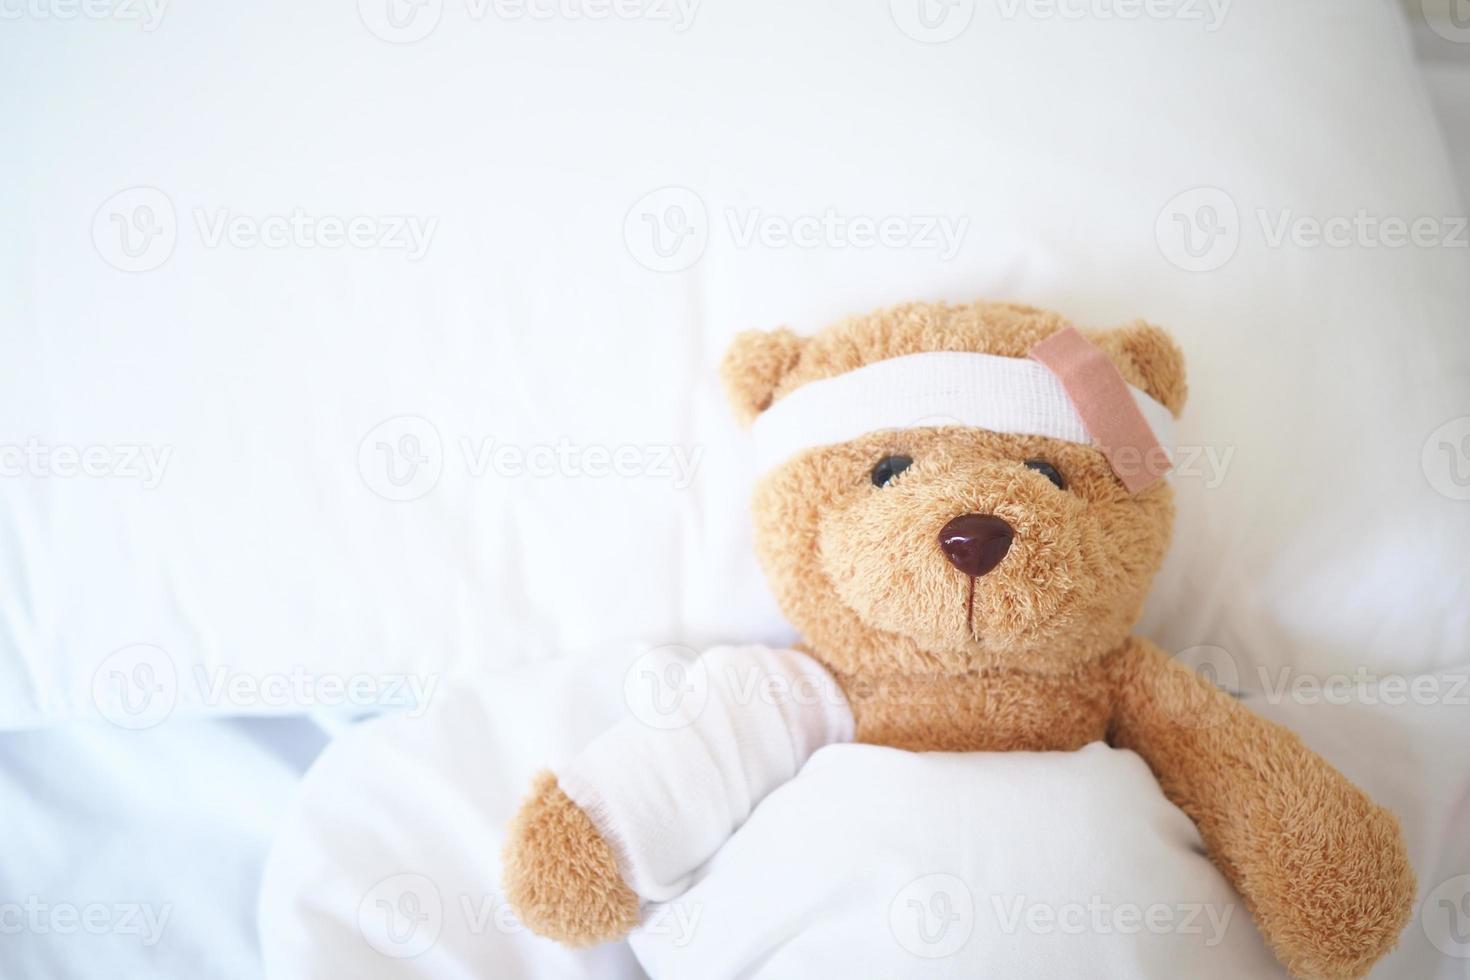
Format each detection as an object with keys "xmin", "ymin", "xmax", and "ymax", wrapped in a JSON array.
[
  {"xmin": 1104, "ymin": 637, "xmax": 1415, "ymax": 980},
  {"xmin": 503, "ymin": 645, "xmax": 853, "ymax": 946},
  {"xmin": 501, "ymin": 770, "xmax": 641, "ymax": 947}
]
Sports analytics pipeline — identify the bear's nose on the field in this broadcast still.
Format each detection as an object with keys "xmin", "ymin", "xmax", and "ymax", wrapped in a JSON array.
[{"xmin": 938, "ymin": 514, "xmax": 1014, "ymax": 577}]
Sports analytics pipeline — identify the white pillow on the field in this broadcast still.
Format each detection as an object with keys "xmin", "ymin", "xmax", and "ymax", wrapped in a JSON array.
[{"xmin": 2, "ymin": 0, "xmax": 1465, "ymax": 727}]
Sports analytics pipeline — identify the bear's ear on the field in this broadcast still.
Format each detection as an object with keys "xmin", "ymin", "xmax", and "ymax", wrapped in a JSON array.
[
  {"xmin": 1101, "ymin": 321, "xmax": 1188, "ymax": 419},
  {"xmin": 720, "ymin": 328, "xmax": 807, "ymax": 425}
]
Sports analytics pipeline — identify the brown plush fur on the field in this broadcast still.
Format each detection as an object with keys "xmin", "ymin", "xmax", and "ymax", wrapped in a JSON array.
[
  {"xmin": 505, "ymin": 300, "xmax": 1414, "ymax": 979},
  {"xmin": 501, "ymin": 771, "xmax": 640, "ymax": 947},
  {"xmin": 1108, "ymin": 641, "xmax": 1416, "ymax": 980}
]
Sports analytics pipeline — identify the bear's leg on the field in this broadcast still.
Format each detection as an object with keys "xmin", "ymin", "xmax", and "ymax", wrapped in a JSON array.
[{"xmin": 1105, "ymin": 639, "xmax": 1415, "ymax": 980}]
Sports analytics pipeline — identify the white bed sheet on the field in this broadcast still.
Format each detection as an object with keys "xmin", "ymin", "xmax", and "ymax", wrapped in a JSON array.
[{"xmin": 0, "ymin": 717, "xmax": 328, "ymax": 979}]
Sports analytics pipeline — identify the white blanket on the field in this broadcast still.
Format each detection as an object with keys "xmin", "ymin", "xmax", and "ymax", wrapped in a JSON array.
[
  {"xmin": 630, "ymin": 743, "xmax": 1279, "ymax": 978},
  {"xmin": 258, "ymin": 647, "xmax": 1470, "ymax": 979}
]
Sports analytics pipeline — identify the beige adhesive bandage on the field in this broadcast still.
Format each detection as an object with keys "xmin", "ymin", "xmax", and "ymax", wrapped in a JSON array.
[{"xmin": 1027, "ymin": 327, "xmax": 1172, "ymax": 493}]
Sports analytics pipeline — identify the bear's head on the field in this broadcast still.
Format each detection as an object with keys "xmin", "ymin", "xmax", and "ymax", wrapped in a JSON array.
[{"xmin": 722, "ymin": 300, "xmax": 1186, "ymax": 680}]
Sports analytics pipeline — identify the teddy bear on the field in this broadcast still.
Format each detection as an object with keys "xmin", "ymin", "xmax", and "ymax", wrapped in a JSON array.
[{"xmin": 501, "ymin": 300, "xmax": 1415, "ymax": 980}]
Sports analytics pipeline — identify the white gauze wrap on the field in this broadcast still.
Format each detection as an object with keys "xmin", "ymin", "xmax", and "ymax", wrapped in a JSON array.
[
  {"xmin": 749, "ymin": 350, "xmax": 1175, "ymax": 474},
  {"xmin": 554, "ymin": 645, "xmax": 853, "ymax": 903}
]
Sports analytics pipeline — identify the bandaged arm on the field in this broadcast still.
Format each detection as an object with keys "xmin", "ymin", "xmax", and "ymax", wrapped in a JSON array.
[{"xmin": 554, "ymin": 645, "xmax": 854, "ymax": 903}]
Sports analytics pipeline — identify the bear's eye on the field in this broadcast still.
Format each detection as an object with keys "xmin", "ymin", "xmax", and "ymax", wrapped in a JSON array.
[
  {"xmin": 1024, "ymin": 458, "xmax": 1066, "ymax": 490},
  {"xmin": 871, "ymin": 455, "xmax": 913, "ymax": 487}
]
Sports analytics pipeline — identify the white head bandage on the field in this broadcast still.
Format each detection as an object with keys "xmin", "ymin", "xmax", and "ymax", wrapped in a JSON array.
[{"xmin": 749, "ymin": 341, "xmax": 1175, "ymax": 491}]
